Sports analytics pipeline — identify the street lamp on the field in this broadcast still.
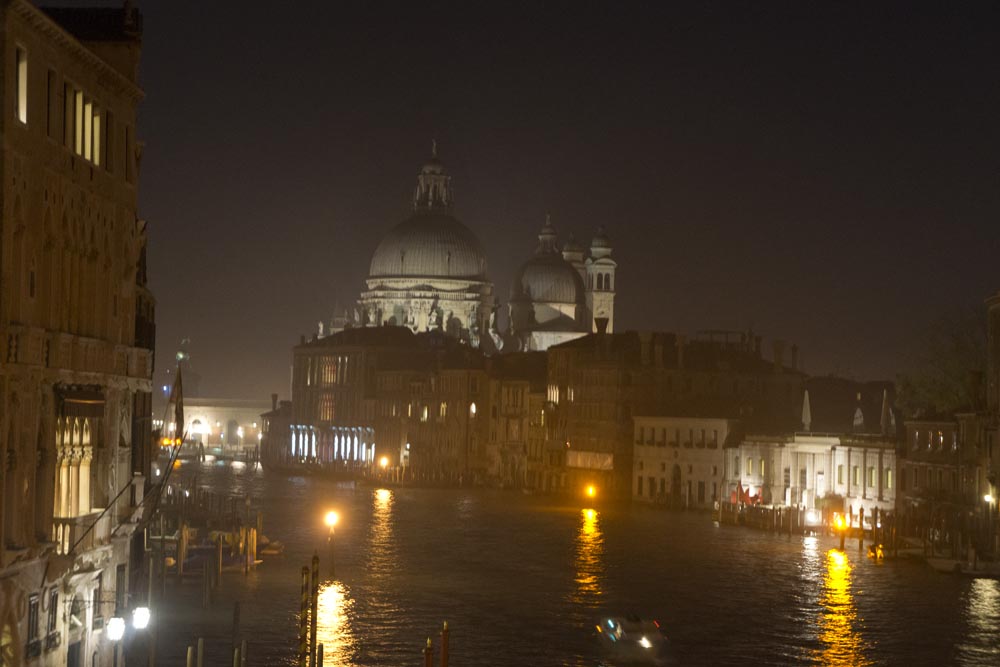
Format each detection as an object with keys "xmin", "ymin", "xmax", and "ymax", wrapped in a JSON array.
[
  {"xmin": 834, "ymin": 512, "xmax": 847, "ymax": 550},
  {"xmin": 132, "ymin": 607, "xmax": 150, "ymax": 630},
  {"xmin": 325, "ymin": 511, "xmax": 339, "ymax": 577},
  {"xmin": 107, "ymin": 616, "xmax": 125, "ymax": 667},
  {"xmin": 586, "ymin": 484, "xmax": 597, "ymax": 499}
]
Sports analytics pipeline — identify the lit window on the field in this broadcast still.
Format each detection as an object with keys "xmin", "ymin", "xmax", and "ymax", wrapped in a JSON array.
[
  {"xmin": 868, "ymin": 467, "xmax": 875, "ymax": 487},
  {"xmin": 439, "ymin": 402, "xmax": 447, "ymax": 418},
  {"xmin": 84, "ymin": 100, "xmax": 93, "ymax": 160},
  {"xmin": 852, "ymin": 466, "xmax": 859, "ymax": 486},
  {"xmin": 759, "ymin": 458, "xmax": 765, "ymax": 478},
  {"xmin": 469, "ymin": 402, "xmax": 477, "ymax": 416},
  {"xmin": 885, "ymin": 469, "xmax": 893, "ymax": 489},
  {"xmin": 746, "ymin": 458, "xmax": 753, "ymax": 475},
  {"xmin": 74, "ymin": 89, "xmax": 83, "ymax": 154},
  {"xmin": 15, "ymin": 47, "xmax": 27, "ymax": 123},
  {"xmin": 421, "ymin": 406, "xmax": 428, "ymax": 422}
]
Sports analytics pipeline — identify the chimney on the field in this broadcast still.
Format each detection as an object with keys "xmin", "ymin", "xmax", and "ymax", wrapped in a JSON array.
[
  {"xmin": 790, "ymin": 344, "xmax": 799, "ymax": 372},
  {"xmin": 676, "ymin": 334, "xmax": 686, "ymax": 369},
  {"xmin": 594, "ymin": 317, "xmax": 609, "ymax": 334},
  {"xmin": 271, "ymin": 393, "xmax": 278, "ymax": 411},
  {"xmin": 772, "ymin": 339, "xmax": 786, "ymax": 373}
]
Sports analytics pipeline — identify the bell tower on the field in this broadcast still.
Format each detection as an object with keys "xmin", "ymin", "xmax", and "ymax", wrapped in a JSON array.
[{"xmin": 585, "ymin": 227, "xmax": 616, "ymax": 333}]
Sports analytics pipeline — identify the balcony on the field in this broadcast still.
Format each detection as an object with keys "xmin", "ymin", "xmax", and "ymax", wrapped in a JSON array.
[{"xmin": 52, "ymin": 511, "xmax": 111, "ymax": 555}]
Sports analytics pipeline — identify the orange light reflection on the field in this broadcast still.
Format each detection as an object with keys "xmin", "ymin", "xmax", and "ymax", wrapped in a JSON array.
[
  {"xmin": 314, "ymin": 581, "xmax": 356, "ymax": 665},
  {"xmin": 815, "ymin": 549, "xmax": 871, "ymax": 666},
  {"xmin": 572, "ymin": 508, "xmax": 604, "ymax": 606}
]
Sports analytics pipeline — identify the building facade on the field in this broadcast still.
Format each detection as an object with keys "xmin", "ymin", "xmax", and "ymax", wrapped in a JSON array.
[
  {"xmin": 170, "ymin": 397, "xmax": 271, "ymax": 453},
  {"xmin": 0, "ymin": 4, "xmax": 152, "ymax": 666},
  {"xmin": 547, "ymin": 331, "xmax": 804, "ymax": 497},
  {"xmin": 632, "ymin": 416, "xmax": 738, "ymax": 508},
  {"xmin": 728, "ymin": 433, "xmax": 897, "ymax": 524}
]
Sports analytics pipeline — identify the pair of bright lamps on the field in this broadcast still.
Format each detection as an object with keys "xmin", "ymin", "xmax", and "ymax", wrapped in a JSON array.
[{"xmin": 106, "ymin": 607, "xmax": 151, "ymax": 641}]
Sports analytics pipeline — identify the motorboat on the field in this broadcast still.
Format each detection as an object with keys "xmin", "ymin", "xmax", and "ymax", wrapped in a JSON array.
[{"xmin": 594, "ymin": 615, "xmax": 675, "ymax": 665}]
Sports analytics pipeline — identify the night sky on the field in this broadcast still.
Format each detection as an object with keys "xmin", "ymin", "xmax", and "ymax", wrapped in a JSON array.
[{"xmin": 73, "ymin": 2, "xmax": 1000, "ymax": 398}]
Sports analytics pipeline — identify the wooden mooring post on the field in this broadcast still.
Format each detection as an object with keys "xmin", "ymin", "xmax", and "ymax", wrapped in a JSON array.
[{"xmin": 440, "ymin": 621, "xmax": 450, "ymax": 667}]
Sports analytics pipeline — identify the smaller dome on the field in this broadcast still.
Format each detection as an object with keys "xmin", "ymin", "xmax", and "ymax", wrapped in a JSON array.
[
  {"xmin": 562, "ymin": 235, "xmax": 584, "ymax": 254},
  {"xmin": 512, "ymin": 254, "xmax": 585, "ymax": 305},
  {"xmin": 590, "ymin": 226, "xmax": 612, "ymax": 260}
]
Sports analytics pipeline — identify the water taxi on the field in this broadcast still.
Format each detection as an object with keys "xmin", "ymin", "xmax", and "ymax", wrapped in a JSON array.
[{"xmin": 594, "ymin": 615, "xmax": 674, "ymax": 665}]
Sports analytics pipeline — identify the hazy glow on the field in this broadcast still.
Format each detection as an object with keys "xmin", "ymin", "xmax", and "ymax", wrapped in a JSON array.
[
  {"xmin": 379, "ymin": 456, "xmax": 389, "ymax": 469},
  {"xmin": 586, "ymin": 485, "xmax": 597, "ymax": 498},
  {"xmin": 314, "ymin": 581, "xmax": 356, "ymax": 665},
  {"xmin": 106, "ymin": 616, "xmax": 125, "ymax": 641},
  {"xmin": 132, "ymin": 607, "xmax": 150, "ymax": 630},
  {"xmin": 985, "ymin": 494, "xmax": 994, "ymax": 504},
  {"xmin": 815, "ymin": 549, "xmax": 870, "ymax": 666},
  {"xmin": 572, "ymin": 508, "xmax": 604, "ymax": 605},
  {"xmin": 325, "ymin": 511, "xmax": 340, "ymax": 527}
]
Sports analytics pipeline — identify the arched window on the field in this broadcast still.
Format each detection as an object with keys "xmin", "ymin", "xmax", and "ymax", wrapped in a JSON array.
[
  {"xmin": 606, "ymin": 274, "xmax": 612, "ymax": 291},
  {"xmin": 597, "ymin": 274, "xmax": 604, "ymax": 290}
]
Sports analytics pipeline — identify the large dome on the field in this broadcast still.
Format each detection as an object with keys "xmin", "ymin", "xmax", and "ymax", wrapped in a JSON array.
[
  {"xmin": 512, "ymin": 253, "xmax": 584, "ymax": 304},
  {"xmin": 368, "ymin": 212, "xmax": 488, "ymax": 279}
]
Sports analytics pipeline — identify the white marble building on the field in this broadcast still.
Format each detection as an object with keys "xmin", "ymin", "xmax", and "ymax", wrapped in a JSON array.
[
  {"xmin": 508, "ymin": 216, "xmax": 617, "ymax": 351},
  {"xmin": 359, "ymin": 147, "xmax": 496, "ymax": 350}
]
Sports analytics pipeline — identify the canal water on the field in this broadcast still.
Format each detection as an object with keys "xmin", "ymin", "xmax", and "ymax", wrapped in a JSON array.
[{"xmin": 153, "ymin": 461, "xmax": 1000, "ymax": 666}]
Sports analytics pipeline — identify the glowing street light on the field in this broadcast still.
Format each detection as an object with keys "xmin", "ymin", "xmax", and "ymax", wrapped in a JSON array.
[
  {"xmin": 379, "ymin": 456, "xmax": 389, "ymax": 470},
  {"xmin": 107, "ymin": 616, "xmax": 126, "ymax": 641},
  {"xmin": 586, "ymin": 485, "xmax": 597, "ymax": 499},
  {"xmin": 834, "ymin": 512, "xmax": 847, "ymax": 550},
  {"xmin": 132, "ymin": 606, "xmax": 150, "ymax": 630},
  {"xmin": 325, "ymin": 511, "xmax": 339, "ymax": 528},
  {"xmin": 985, "ymin": 494, "xmax": 994, "ymax": 504}
]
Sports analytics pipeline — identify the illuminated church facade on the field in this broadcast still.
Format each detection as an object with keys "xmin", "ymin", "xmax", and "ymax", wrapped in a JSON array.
[{"xmin": 344, "ymin": 146, "xmax": 617, "ymax": 353}]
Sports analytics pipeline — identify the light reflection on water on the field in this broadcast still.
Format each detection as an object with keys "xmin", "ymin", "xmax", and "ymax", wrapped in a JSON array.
[
  {"xmin": 957, "ymin": 578, "xmax": 1000, "ymax": 665},
  {"xmin": 572, "ymin": 508, "xmax": 604, "ymax": 607},
  {"xmin": 315, "ymin": 581, "xmax": 356, "ymax": 665},
  {"xmin": 815, "ymin": 549, "xmax": 871, "ymax": 667},
  {"xmin": 162, "ymin": 463, "xmax": 999, "ymax": 666}
]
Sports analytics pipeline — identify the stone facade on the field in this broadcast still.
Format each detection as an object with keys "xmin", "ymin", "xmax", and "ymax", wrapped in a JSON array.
[
  {"xmin": 0, "ymin": 4, "xmax": 152, "ymax": 666},
  {"xmin": 728, "ymin": 433, "xmax": 897, "ymax": 522},
  {"xmin": 359, "ymin": 150, "xmax": 496, "ymax": 350},
  {"xmin": 172, "ymin": 397, "xmax": 270, "ymax": 451},
  {"xmin": 632, "ymin": 416, "xmax": 738, "ymax": 508},
  {"xmin": 546, "ymin": 331, "xmax": 804, "ymax": 497}
]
